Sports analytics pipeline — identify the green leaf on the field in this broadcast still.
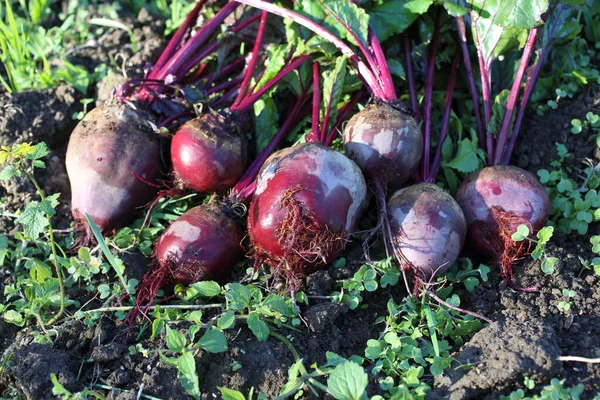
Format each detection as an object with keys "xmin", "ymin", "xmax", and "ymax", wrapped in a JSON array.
[
  {"xmin": 320, "ymin": 0, "xmax": 369, "ymax": 48},
  {"xmin": 218, "ymin": 387, "xmax": 246, "ymax": 400},
  {"xmin": 255, "ymin": 45, "xmax": 287, "ymax": 90},
  {"xmin": 536, "ymin": 226, "xmax": 554, "ymax": 244},
  {"xmin": 198, "ymin": 329, "xmax": 228, "ymax": 353},
  {"xmin": 3, "ymin": 310, "xmax": 24, "ymax": 326},
  {"xmin": 511, "ymin": 224, "xmax": 530, "ymax": 242},
  {"xmin": 387, "ymin": 59, "xmax": 406, "ymax": 79},
  {"xmin": 17, "ymin": 193, "xmax": 59, "ymax": 239},
  {"xmin": 443, "ymin": 1, "xmax": 469, "ymax": 17},
  {"xmin": 188, "ymin": 281, "xmax": 221, "ymax": 298},
  {"xmin": 0, "ymin": 165, "xmax": 16, "ymax": 181},
  {"xmin": 370, "ymin": 0, "xmax": 434, "ymax": 41},
  {"xmin": 217, "ymin": 311, "xmax": 236, "ymax": 330},
  {"xmin": 541, "ymin": 257, "xmax": 558, "ymax": 274},
  {"xmin": 176, "ymin": 352, "xmax": 200, "ymax": 400},
  {"xmin": 463, "ymin": 276, "xmax": 480, "ymax": 292},
  {"xmin": 225, "ymin": 283, "xmax": 252, "ymax": 311},
  {"xmin": 50, "ymin": 373, "xmax": 70, "ymax": 396},
  {"xmin": 488, "ymin": 90, "xmax": 510, "ymax": 134},
  {"xmin": 166, "ymin": 326, "xmax": 187, "ymax": 353},
  {"xmin": 321, "ymin": 56, "xmax": 347, "ymax": 132},
  {"xmin": 247, "ymin": 313, "xmax": 269, "ymax": 341},
  {"xmin": 469, "ymin": 0, "xmax": 528, "ymax": 63},
  {"xmin": 445, "ymin": 138, "xmax": 483, "ymax": 173},
  {"xmin": 327, "ymin": 361, "xmax": 368, "ymax": 400},
  {"xmin": 27, "ymin": 142, "xmax": 50, "ymax": 161},
  {"xmin": 494, "ymin": 0, "xmax": 548, "ymax": 29},
  {"xmin": 590, "ymin": 236, "xmax": 600, "ymax": 253},
  {"xmin": 254, "ymin": 97, "xmax": 279, "ymax": 153}
]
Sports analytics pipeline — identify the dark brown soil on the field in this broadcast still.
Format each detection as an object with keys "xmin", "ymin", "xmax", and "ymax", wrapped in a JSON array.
[{"xmin": 1, "ymin": 8, "xmax": 600, "ymax": 400}]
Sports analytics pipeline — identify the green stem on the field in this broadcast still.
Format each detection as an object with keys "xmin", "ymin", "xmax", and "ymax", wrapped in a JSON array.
[
  {"xmin": 269, "ymin": 329, "xmax": 330, "ymax": 396},
  {"xmin": 75, "ymin": 303, "xmax": 224, "ymax": 316},
  {"xmin": 23, "ymin": 169, "xmax": 64, "ymax": 326}
]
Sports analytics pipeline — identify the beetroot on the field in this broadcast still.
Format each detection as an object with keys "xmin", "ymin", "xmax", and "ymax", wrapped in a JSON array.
[
  {"xmin": 248, "ymin": 143, "xmax": 367, "ymax": 276},
  {"xmin": 66, "ymin": 104, "xmax": 162, "ymax": 240},
  {"xmin": 130, "ymin": 201, "xmax": 243, "ymax": 326},
  {"xmin": 388, "ymin": 183, "xmax": 466, "ymax": 280},
  {"xmin": 343, "ymin": 102, "xmax": 423, "ymax": 189},
  {"xmin": 154, "ymin": 203, "xmax": 244, "ymax": 284},
  {"xmin": 455, "ymin": 165, "xmax": 550, "ymax": 287},
  {"xmin": 171, "ymin": 111, "xmax": 246, "ymax": 193}
]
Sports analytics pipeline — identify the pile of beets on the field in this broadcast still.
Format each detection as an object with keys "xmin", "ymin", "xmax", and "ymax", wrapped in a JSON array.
[{"xmin": 64, "ymin": 0, "xmax": 551, "ymax": 320}]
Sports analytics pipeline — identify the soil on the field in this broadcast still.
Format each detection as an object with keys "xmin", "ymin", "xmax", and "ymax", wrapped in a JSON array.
[{"xmin": 1, "ymin": 5, "xmax": 600, "ymax": 400}]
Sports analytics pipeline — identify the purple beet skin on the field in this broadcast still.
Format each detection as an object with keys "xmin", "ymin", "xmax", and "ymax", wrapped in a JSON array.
[
  {"xmin": 171, "ymin": 111, "xmax": 246, "ymax": 193},
  {"xmin": 388, "ymin": 183, "xmax": 467, "ymax": 279},
  {"xmin": 343, "ymin": 102, "xmax": 423, "ymax": 189},
  {"xmin": 66, "ymin": 103, "xmax": 162, "ymax": 237},
  {"xmin": 455, "ymin": 165, "xmax": 550, "ymax": 256},
  {"xmin": 248, "ymin": 143, "xmax": 367, "ymax": 273}
]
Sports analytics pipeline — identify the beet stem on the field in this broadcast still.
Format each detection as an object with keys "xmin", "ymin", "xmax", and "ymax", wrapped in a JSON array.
[
  {"xmin": 205, "ymin": 77, "xmax": 244, "ymax": 96},
  {"xmin": 455, "ymin": 16, "xmax": 485, "ymax": 150},
  {"xmin": 309, "ymin": 63, "xmax": 321, "ymax": 144},
  {"xmin": 231, "ymin": 84, "xmax": 311, "ymax": 203},
  {"xmin": 317, "ymin": 0, "xmax": 386, "ymax": 100},
  {"xmin": 369, "ymin": 27, "xmax": 397, "ymax": 102},
  {"xmin": 403, "ymin": 33, "xmax": 421, "ymax": 122},
  {"xmin": 492, "ymin": 28, "xmax": 540, "ymax": 166},
  {"xmin": 502, "ymin": 44, "xmax": 549, "ymax": 165},
  {"xmin": 179, "ymin": 15, "xmax": 261, "ymax": 81},
  {"xmin": 233, "ymin": 0, "xmax": 381, "ymax": 97},
  {"xmin": 202, "ymin": 58, "xmax": 246, "ymax": 85},
  {"xmin": 421, "ymin": 8, "xmax": 441, "ymax": 181},
  {"xmin": 151, "ymin": 0, "xmax": 207, "ymax": 74},
  {"xmin": 428, "ymin": 52, "xmax": 459, "ymax": 183},
  {"xmin": 471, "ymin": 18, "xmax": 494, "ymax": 159},
  {"xmin": 425, "ymin": 289, "xmax": 492, "ymax": 324},
  {"xmin": 502, "ymin": 2, "xmax": 562, "ymax": 166},
  {"xmin": 325, "ymin": 88, "xmax": 365, "ymax": 146},
  {"xmin": 152, "ymin": 2, "xmax": 240, "ymax": 82},
  {"xmin": 231, "ymin": 11, "xmax": 269, "ymax": 109},
  {"xmin": 234, "ymin": 55, "xmax": 311, "ymax": 112}
]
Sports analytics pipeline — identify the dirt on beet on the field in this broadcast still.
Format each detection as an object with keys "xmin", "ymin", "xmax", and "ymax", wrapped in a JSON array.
[{"xmin": 1, "ymin": 5, "xmax": 600, "ymax": 399}]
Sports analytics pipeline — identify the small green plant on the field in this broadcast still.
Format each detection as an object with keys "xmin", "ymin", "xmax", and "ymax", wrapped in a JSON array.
[
  {"xmin": 364, "ymin": 295, "xmax": 482, "ymax": 398},
  {"xmin": 511, "ymin": 225, "xmax": 558, "ymax": 275},
  {"xmin": 0, "ymin": 142, "xmax": 66, "ymax": 327},
  {"xmin": 580, "ymin": 235, "xmax": 600, "ymax": 276},
  {"xmin": 501, "ymin": 377, "xmax": 585, "ymax": 400},
  {"xmin": 0, "ymin": 0, "xmax": 91, "ymax": 92},
  {"xmin": 557, "ymin": 289, "xmax": 576, "ymax": 312},
  {"xmin": 50, "ymin": 373, "xmax": 105, "ymax": 399},
  {"xmin": 538, "ymin": 144, "xmax": 600, "ymax": 235}
]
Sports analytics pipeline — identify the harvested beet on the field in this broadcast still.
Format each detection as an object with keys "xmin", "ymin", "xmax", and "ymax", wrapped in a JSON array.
[
  {"xmin": 248, "ymin": 143, "xmax": 367, "ymax": 276},
  {"xmin": 455, "ymin": 165, "xmax": 550, "ymax": 287},
  {"xmin": 388, "ymin": 183, "xmax": 466, "ymax": 280},
  {"xmin": 154, "ymin": 202, "xmax": 244, "ymax": 285},
  {"xmin": 171, "ymin": 111, "xmax": 246, "ymax": 193},
  {"xmin": 130, "ymin": 201, "xmax": 244, "ymax": 326},
  {"xmin": 66, "ymin": 104, "xmax": 162, "ymax": 240},
  {"xmin": 344, "ymin": 102, "xmax": 423, "ymax": 189}
]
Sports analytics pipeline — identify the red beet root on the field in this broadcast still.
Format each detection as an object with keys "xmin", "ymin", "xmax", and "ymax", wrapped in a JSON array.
[
  {"xmin": 388, "ymin": 183, "xmax": 466, "ymax": 280},
  {"xmin": 455, "ymin": 165, "xmax": 550, "ymax": 287},
  {"xmin": 154, "ymin": 202, "xmax": 244, "ymax": 285},
  {"xmin": 66, "ymin": 104, "xmax": 162, "ymax": 240},
  {"xmin": 132, "ymin": 202, "xmax": 244, "ymax": 321},
  {"xmin": 343, "ymin": 102, "xmax": 423, "ymax": 189},
  {"xmin": 248, "ymin": 143, "xmax": 367, "ymax": 276},
  {"xmin": 171, "ymin": 111, "xmax": 246, "ymax": 193}
]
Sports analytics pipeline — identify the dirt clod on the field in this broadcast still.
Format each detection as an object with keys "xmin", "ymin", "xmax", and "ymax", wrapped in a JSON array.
[
  {"xmin": 431, "ymin": 318, "xmax": 561, "ymax": 399},
  {"xmin": 10, "ymin": 343, "xmax": 78, "ymax": 400}
]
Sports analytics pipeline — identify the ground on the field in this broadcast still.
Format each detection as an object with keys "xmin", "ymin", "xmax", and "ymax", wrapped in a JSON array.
[{"xmin": 0, "ymin": 4, "xmax": 599, "ymax": 400}]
